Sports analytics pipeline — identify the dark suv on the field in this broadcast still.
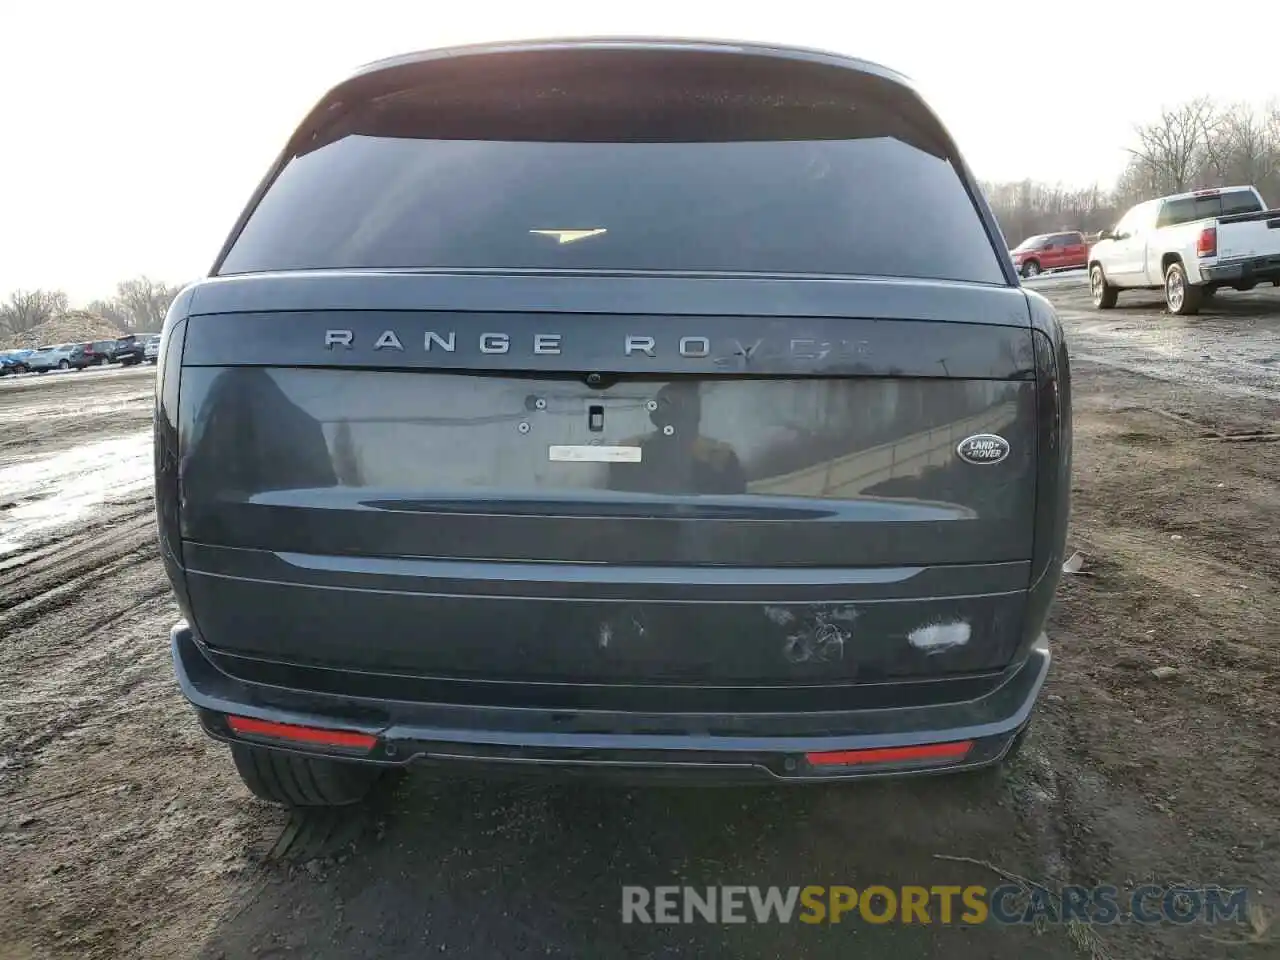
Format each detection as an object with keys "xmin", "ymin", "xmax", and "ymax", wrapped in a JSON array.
[
  {"xmin": 114, "ymin": 334, "xmax": 146, "ymax": 366},
  {"xmin": 69, "ymin": 340, "xmax": 118, "ymax": 370},
  {"xmin": 156, "ymin": 39, "xmax": 1071, "ymax": 806}
]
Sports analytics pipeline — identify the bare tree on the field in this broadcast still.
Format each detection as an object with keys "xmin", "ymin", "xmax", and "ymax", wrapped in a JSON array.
[
  {"xmin": 85, "ymin": 298, "xmax": 136, "ymax": 333},
  {"xmin": 1206, "ymin": 101, "xmax": 1280, "ymax": 190},
  {"xmin": 112, "ymin": 276, "xmax": 182, "ymax": 331},
  {"xmin": 1126, "ymin": 98, "xmax": 1220, "ymax": 195},
  {"xmin": 982, "ymin": 179, "xmax": 1120, "ymax": 245},
  {"xmin": 0, "ymin": 289, "xmax": 70, "ymax": 334},
  {"xmin": 986, "ymin": 95, "xmax": 1280, "ymax": 247}
]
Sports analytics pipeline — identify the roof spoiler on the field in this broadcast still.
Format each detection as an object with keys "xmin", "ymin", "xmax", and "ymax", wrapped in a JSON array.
[{"xmin": 284, "ymin": 40, "xmax": 951, "ymax": 155}]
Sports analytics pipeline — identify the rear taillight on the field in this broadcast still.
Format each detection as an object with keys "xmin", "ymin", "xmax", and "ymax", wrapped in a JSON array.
[
  {"xmin": 226, "ymin": 714, "xmax": 378, "ymax": 752},
  {"xmin": 1197, "ymin": 226, "xmax": 1217, "ymax": 258}
]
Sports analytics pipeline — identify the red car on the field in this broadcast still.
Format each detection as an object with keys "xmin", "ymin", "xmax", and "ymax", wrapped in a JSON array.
[{"xmin": 1009, "ymin": 230, "xmax": 1089, "ymax": 278}]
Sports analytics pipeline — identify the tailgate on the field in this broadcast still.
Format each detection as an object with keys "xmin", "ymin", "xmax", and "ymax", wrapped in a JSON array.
[
  {"xmin": 1217, "ymin": 208, "xmax": 1280, "ymax": 260},
  {"xmin": 173, "ymin": 275, "xmax": 1042, "ymax": 686}
]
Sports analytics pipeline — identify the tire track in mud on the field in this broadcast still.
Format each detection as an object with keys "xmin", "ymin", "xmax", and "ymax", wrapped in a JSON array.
[
  {"xmin": 0, "ymin": 498, "xmax": 156, "ymax": 617},
  {"xmin": 1072, "ymin": 348, "xmax": 1280, "ymax": 404},
  {"xmin": 0, "ymin": 495, "xmax": 173, "ymax": 795},
  {"xmin": 1008, "ymin": 720, "xmax": 1113, "ymax": 883}
]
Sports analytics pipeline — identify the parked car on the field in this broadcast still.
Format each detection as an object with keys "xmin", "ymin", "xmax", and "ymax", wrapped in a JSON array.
[
  {"xmin": 69, "ymin": 340, "xmax": 118, "ymax": 370},
  {"xmin": 158, "ymin": 38, "xmax": 1071, "ymax": 807},
  {"xmin": 1088, "ymin": 185, "xmax": 1280, "ymax": 314},
  {"xmin": 25, "ymin": 344, "xmax": 77, "ymax": 372},
  {"xmin": 143, "ymin": 335, "xmax": 161, "ymax": 364},
  {"xmin": 1009, "ymin": 231, "xmax": 1089, "ymax": 278},
  {"xmin": 113, "ymin": 334, "xmax": 146, "ymax": 366},
  {"xmin": 0, "ymin": 349, "xmax": 34, "ymax": 375}
]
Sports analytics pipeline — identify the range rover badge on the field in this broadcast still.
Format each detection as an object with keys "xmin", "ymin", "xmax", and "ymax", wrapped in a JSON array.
[{"xmin": 956, "ymin": 434, "xmax": 1010, "ymax": 465}]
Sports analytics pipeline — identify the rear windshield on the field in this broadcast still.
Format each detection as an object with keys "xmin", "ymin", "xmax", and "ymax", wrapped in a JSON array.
[
  {"xmin": 218, "ymin": 128, "xmax": 1004, "ymax": 284},
  {"xmin": 1156, "ymin": 189, "xmax": 1263, "ymax": 228}
]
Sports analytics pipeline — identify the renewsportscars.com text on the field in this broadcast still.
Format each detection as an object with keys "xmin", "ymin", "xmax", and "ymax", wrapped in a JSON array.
[{"xmin": 622, "ymin": 884, "xmax": 1251, "ymax": 926}]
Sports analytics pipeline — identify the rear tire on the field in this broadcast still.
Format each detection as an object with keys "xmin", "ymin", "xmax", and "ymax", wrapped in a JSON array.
[
  {"xmin": 230, "ymin": 743, "xmax": 380, "ymax": 807},
  {"xmin": 1164, "ymin": 261, "xmax": 1202, "ymax": 315},
  {"xmin": 1089, "ymin": 264, "xmax": 1118, "ymax": 309},
  {"xmin": 58, "ymin": 359, "xmax": 69, "ymax": 370}
]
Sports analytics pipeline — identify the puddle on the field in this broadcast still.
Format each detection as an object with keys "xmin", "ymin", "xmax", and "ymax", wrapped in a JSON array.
[{"xmin": 0, "ymin": 431, "xmax": 153, "ymax": 554}]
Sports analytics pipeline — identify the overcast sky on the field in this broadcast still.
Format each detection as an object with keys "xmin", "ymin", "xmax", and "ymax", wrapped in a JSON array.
[{"xmin": 2, "ymin": 0, "xmax": 1275, "ymax": 304}]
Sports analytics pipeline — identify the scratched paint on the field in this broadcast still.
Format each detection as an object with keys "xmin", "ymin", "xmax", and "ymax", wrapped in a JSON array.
[
  {"xmin": 763, "ymin": 606, "xmax": 796, "ymax": 626},
  {"xmin": 782, "ymin": 612, "xmax": 853, "ymax": 664},
  {"xmin": 907, "ymin": 620, "xmax": 972, "ymax": 654}
]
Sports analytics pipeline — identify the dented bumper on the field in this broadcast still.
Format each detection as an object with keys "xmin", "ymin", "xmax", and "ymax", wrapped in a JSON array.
[{"xmin": 172, "ymin": 622, "xmax": 1049, "ymax": 782}]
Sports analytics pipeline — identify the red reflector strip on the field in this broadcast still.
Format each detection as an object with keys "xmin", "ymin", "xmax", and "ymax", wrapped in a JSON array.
[
  {"xmin": 226, "ymin": 715, "xmax": 377, "ymax": 750},
  {"xmin": 806, "ymin": 740, "xmax": 972, "ymax": 767}
]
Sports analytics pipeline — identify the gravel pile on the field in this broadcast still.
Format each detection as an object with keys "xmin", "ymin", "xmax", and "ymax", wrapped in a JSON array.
[{"xmin": 1, "ymin": 311, "xmax": 123, "ymax": 350}]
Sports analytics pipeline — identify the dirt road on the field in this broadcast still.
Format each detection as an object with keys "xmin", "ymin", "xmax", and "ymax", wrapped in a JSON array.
[
  {"xmin": 1029, "ymin": 272, "xmax": 1280, "ymax": 404},
  {"xmin": 1, "ymin": 287, "xmax": 1277, "ymax": 959}
]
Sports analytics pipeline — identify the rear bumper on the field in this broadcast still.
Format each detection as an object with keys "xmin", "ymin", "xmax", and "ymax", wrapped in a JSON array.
[
  {"xmin": 171, "ymin": 622, "xmax": 1050, "ymax": 782},
  {"xmin": 1200, "ymin": 254, "xmax": 1280, "ymax": 285}
]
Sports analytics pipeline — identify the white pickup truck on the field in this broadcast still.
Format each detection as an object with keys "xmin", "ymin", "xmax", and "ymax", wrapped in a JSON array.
[{"xmin": 1088, "ymin": 185, "xmax": 1280, "ymax": 315}]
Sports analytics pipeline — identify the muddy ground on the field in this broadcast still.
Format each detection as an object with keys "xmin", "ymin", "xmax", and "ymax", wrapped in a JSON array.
[{"xmin": 1, "ymin": 283, "xmax": 1277, "ymax": 959}]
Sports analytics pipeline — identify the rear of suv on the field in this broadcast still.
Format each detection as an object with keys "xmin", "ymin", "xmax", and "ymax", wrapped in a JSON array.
[
  {"xmin": 114, "ymin": 334, "xmax": 146, "ymax": 366},
  {"xmin": 156, "ymin": 39, "xmax": 1072, "ymax": 806}
]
